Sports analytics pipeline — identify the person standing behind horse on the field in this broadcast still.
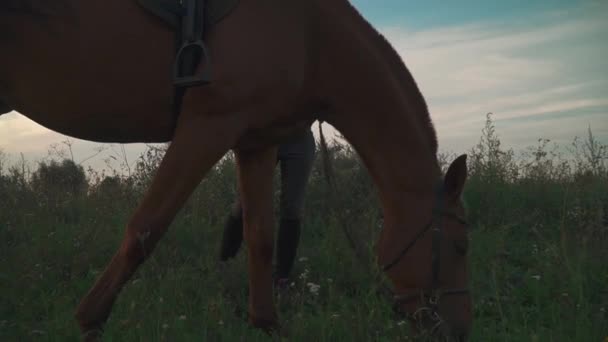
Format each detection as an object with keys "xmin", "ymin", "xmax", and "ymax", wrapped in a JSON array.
[{"xmin": 220, "ymin": 126, "xmax": 316, "ymax": 286}]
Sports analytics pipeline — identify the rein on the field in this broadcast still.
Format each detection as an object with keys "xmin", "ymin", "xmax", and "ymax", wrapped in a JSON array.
[
  {"xmin": 317, "ymin": 122, "xmax": 469, "ymax": 322},
  {"xmin": 380, "ymin": 185, "xmax": 469, "ymax": 320}
]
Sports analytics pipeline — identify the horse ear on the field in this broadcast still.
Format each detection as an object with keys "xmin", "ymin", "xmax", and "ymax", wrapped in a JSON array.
[{"xmin": 444, "ymin": 154, "xmax": 468, "ymax": 201}]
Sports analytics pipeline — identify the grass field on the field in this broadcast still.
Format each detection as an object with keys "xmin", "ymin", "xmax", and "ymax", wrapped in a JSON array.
[{"xmin": 1, "ymin": 115, "xmax": 607, "ymax": 341}]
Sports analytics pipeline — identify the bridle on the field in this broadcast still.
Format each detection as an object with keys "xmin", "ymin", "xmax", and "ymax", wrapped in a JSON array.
[
  {"xmin": 380, "ymin": 184, "xmax": 469, "ymax": 325},
  {"xmin": 316, "ymin": 124, "xmax": 469, "ymax": 330}
]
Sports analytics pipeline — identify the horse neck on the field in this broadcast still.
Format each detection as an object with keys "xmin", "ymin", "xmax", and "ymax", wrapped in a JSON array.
[
  {"xmin": 314, "ymin": 0, "xmax": 441, "ymax": 253},
  {"xmin": 316, "ymin": 0, "xmax": 441, "ymax": 201}
]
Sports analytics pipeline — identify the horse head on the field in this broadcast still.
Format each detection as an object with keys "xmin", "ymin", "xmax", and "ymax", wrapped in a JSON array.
[{"xmin": 381, "ymin": 155, "xmax": 472, "ymax": 340}]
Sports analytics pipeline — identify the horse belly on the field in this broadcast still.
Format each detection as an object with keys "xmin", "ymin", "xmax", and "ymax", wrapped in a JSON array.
[{"xmin": 2, "ymin": 0, "xmax": 177, "ymax": 143}]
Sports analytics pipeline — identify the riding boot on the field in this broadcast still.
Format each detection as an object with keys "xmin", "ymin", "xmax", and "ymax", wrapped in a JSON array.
[
  {"xmin": 219, "ymin": 212, "xmax": 244, "ymax": 261},
  {"xmin": 275, "ymin": 218, "xmax": 301, "ymax": 279}
]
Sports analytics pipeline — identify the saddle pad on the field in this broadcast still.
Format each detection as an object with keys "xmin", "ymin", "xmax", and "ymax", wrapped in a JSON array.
[{"xmin": 137, "ymin": 0, "xmax": 240, "ymax": 30}]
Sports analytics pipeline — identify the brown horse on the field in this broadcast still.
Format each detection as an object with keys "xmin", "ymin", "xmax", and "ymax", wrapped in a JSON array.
[{"xmin": 0, "ymin": 0, "xmax": 472, "ymax": 340}]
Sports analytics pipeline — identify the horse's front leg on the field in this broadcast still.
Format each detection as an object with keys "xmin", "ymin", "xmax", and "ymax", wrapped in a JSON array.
[
  {"xmin": 235, "ymin": 146, "xmax": 279, "ymax": 331},
  {"xmin": 75, "ymin": 98, "xmax": 244, "ymax": 341}
]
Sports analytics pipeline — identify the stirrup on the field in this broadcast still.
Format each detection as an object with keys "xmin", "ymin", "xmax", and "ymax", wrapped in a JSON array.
[
  {"xmin": 173, "ymin": 40, "xmax": 211, "ymax": 87},
  {"xmin": 173, "ymin": 0, "xmax": 211, "ymax": 88}
]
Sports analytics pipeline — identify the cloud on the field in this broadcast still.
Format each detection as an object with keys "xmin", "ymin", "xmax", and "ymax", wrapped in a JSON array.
[
  {"xmin": 378, "ymin": 8, "xmax": 608, "ymax": 151},
  {"xmin": 0, "ymin": 111, "xmax": 151, "ymax": 170},
  {"xmin": 0, "ymin": 111, "xmax": 64, "ymax": 159}
]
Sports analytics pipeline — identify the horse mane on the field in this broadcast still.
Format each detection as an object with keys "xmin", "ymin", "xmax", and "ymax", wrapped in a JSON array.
[
  {"xmin": 374, "ymin": 32, "xmax": 439, "ymax": 155},
  {"xmin": 344, "ymin": 2, "xmax": 439, "ymax": 155}
]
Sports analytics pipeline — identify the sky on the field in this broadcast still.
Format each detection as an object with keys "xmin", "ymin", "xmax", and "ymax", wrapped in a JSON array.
[{"xmin": 1, "ymin": 0, "xmax": 607, "ymax": 170}]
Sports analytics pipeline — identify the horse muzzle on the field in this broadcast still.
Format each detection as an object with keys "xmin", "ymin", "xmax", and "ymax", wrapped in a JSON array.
[{"xmin": 393, "ymin": 289, "xmax": 472, "ymax": 341}]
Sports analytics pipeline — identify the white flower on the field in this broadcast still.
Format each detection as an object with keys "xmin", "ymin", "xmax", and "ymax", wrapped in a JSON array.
[
  {"xmin": 299, "ymin": 257, "xmax": 308, "ymax": 262},
  {"xmin": 531, "ymin": 275, "xmax": 541, "ymax": 280},
  {"xmin": 306, "ymin": 282, "xmax": 321, "ymax": 295}
]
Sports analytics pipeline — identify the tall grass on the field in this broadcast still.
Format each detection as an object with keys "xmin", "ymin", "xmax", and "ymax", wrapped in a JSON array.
[{"xmin": 0, "ymin": 114, "xmax": 606, "ymax": 341}]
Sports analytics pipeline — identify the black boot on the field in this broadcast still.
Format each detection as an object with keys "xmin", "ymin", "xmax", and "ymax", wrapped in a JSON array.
[
  {"xmin": 275, "ymin": 218, "xmax": 301, "ymax": 279},
  {"xmin": 219, "ymin": 212, "xmax": 244, "ymax": 261}
]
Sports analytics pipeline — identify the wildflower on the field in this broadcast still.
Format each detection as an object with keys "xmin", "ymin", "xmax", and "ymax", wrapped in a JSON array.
[
  {"xmin": 306, "ymin": 282, "xmax": 320, "ymax": 295},
  {"xmin": 397, "ymin": 320, "xmax": 407, "ymax": 326},
  {"xmin": 531, "ymin": 275, "xmax": 541, "ymax": 280},
  {"xmin": 299, "ymin": 268, "xmax": 309, "ymax": 280},
  {"xmin": 299, "ymin": 257, "xmax": 308, "ymax": 262},
  {"xmin": 179, "ymin": 315, "xmax": 187, "ymax": 320}
]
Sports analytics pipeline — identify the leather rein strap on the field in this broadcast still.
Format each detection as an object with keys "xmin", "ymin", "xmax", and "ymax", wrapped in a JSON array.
[
  {"xmin": 317, "ymin": 125, "xmax": 468, "ymax": 316},
  {"xmin": 381, "ymin": 184, "xmax": 469, "ymax": 312}
]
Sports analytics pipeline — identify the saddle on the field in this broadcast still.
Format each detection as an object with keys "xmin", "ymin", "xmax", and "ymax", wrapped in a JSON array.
[{"xmin": 137, "ymin": 0, "xmax": 239, "ymax": 117}]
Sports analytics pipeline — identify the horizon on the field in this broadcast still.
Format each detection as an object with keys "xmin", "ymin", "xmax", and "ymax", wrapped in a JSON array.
[{"xmin": 1, "ymin": 0, "xmax": 607, "ymax": 171}]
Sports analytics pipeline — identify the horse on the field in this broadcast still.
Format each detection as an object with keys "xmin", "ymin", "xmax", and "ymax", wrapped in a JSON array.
[{"xmin": 0, "ymin": 0, "xmax": 472, "ymax": 340}]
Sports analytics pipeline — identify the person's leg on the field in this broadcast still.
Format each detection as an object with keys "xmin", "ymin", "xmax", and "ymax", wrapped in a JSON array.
[{"xmin": 275, "ymin": 129, "xmax": 316, "ymax": 279}]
